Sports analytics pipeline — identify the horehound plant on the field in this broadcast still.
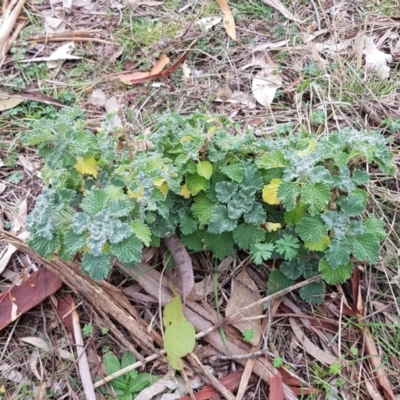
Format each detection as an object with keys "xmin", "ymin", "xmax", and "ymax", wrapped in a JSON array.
[{"xmin": 23, "ymin": 107, "xmax": 394, "ymax": 304}]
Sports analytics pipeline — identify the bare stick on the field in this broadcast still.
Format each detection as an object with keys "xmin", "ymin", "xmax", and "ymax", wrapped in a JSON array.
[{"xmin": 0, "ymin": 0, "xmax": 28, "ymax": 65}]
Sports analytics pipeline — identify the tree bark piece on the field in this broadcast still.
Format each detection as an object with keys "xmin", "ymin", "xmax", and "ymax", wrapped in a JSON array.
[{"xmin": 0, "ymin": 267, "xmax": 62, "ymax": 331}]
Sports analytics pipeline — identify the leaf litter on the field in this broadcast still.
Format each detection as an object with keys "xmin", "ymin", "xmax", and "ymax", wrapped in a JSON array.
[{"xmin": 1, "ymin": 0, "xmax": 400, "ymax": 399}]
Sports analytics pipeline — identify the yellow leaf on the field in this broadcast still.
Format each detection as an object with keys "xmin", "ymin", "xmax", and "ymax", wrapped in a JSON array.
[
  {"xmin": 197, "ymin": 161, "xmax": 213, "ymax": 180},
  {"xmin": 75, "ymin": 156, "xmax": 98, "ymax": 178},
  {"xmin": 159, "ymin": 182, "xmax": 169, "ymax": 196},
  {"xmin": 297, "ymin": 138, "xmax": 317, "ymax": 157},
  {"xmin": 216, "ymin": 0, "xmax": 236, "ymax": 40},
  {"xmin": 128, "ymin": 187, "xmax": 144, "ymax": 200},
  {"xmin": 163, "ymin": 294, "xmax": 196, "ymax": 370},
  {"xmin": 262, "ymin": 178, "xmax": 282, "ymax": 205},
  {"xmin": 264, "ymin": 222, "xmax": 282, "ymax": 232},
  {"xmin": 180, "ymin": 135, "xmax": 194, "ymax": 143},
  {"xmin": 153, "ymin": 177, "xmax": 165, "ymax": 187},
  {"xmin": 304, "ymin": 235, "xmax": 331, "ymax": 251},
  {"xmin": 180, "ymin": 184, "xmax": 191, "ymax": 199}
]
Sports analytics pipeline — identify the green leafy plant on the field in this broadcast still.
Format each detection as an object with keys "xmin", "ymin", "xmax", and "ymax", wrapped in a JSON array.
[
  {"xmin": 242, "ymin": 328, "xmax": 255, "ymax": 343},
  {"xmin": 82, "ymin": 323, "xmax": 94, "ymax": 337},
  {"xmin": 98, "ymin": 351, "xmax": 157, "ymax": 400},
  {"xmin": 272, "ymin": 357, "xmax": 284, "ymax": 368},
  {"xmin": 23, "ymin": 108, "xmax": 394, "ymax": 303}
]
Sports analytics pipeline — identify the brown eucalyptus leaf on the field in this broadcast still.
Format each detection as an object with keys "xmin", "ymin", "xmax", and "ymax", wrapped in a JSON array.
[{"xmin": 225, "ymin": 268, "xmax": 263, "ymax": 346}]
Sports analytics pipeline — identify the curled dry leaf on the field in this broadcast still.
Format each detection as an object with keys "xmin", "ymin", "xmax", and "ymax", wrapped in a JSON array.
[
  {"xmin": 44, "ymin": 17, "xmax": 65, "ymax": 34},
  {"xmin": 363, "ymin": 325, "xmax": 396, "ymax": 399},
  {"xmin": 260, "ymin": 0, "xmax": 301, "ymax": 22},
  {"xmin": 114, "ymin": 54, "xmax": 170, "ymax": 84},
  {"xmin": 216, "ymin": 0, "xmax": 236, "ymax": 40},
  {"xmin": 164, "ymin": 234, "xmax": 194, "ymax": 302},
  {"xmin": 252, "ymin": 67, "xmax": 282, "ymax": 107},
  {"xmin": 20, "ymin": 42, "xmax": 80, "ymax": 68},
  {"xmin": 252, "ymin": 39, "xmax": 289, "ymax": 52},
  {"xmin": 196, "ymin": 16, "xmax": 222, "ymax": 32},
  {"xmin": 289, "ymin": 318, "xmax": 338, "ymax": 365},
  {"xmin": 364, "ymin": 37, "xmax": 392, "ymax": 80},
  {"xmin": 225, "ymin": 268, "xmax": 263, "ymax": 346},
  {"xmin": 0, "ymin": 94, "xmax": 24, "ymax": 111}
]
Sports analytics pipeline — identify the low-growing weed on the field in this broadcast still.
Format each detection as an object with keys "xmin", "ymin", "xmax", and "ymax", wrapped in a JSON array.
[{"xmin": 23, "ymin": 108, "xmax": 394, "ymax": 303}]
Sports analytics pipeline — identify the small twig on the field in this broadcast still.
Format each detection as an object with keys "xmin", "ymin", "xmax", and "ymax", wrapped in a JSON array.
[
  {"xmin": 24, "ymin": 37, "xmax": 114, "ymax": 44},
  {"xmin": 187, "ymin": 353, "xmax": 236, "ymax": 400},
  {"xmin": 93, "ymin": 352, "xmax": 164, "ymax": 388},
  {"xmin": 196, "ymin": 274, "xmax": 323, "ymax": 340},
  {"xmin": 219, "ymin": 348, "xmax": 301, "ymax": 370}
]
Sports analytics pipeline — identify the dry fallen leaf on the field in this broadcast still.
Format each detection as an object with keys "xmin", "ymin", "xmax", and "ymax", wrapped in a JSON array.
[
  {"xmin": 363, "ymin": 325, "xmax": 396, "ymax": 399},
  {"xmin": 164, "ymin": 235, "xmax": 194, "ymax": 302},
  {"xmin": 225, "ymin": 268, "xmax": 263, "ymax": 346},
  {"xmin": 21, "ymin": 42, "xmax": 81, "ymax": 68},
  {"xmin": 252, "ymin": 67, "xmax": 282, "ymax": 107},
  {"xmin": 196, "ymin": 16, "xmax": 222, "ymax": 32},
  {"xmin": 0, "ymin": 95, "xmax": 24, "ymax": 111},
  {"xmin": 252, "ymin": 39, "xmax": 289, "ymax": 52},
  {"xmin": 113, "ymin": 54, "xmax": 170, "ymax": 84},
  {"xmin": 364, "ymin": 37, "xmax": 392, "ymax": 80},
  {"xmin": 216, "ymin": 0, "xmax": 236, "ymax": 40},
  {"xmin": 289, "ymin": 318, "xmax": 338, "ymax": 365},
  {"xmin": 260, "ymin": 0, "xmax": 301, "ymax": 22},
  {"xmin": 44, "ymin": 17, "xmax": 65, "ymax": 34}
]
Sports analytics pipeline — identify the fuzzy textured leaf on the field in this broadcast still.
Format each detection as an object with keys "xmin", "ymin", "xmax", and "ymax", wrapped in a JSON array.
[
  {"xmin": 350, "ymin": 234, "xmax": 380, "ymax": 264},
  {"xmin": 131, "ymin": 219, "xmax": 152, "ymax": 247},
  {"xmin": 75, "ymin": 156, "xmax": 98, "ymax": 178},
  {"xmin": 220, "ymin": 162, "xmax": 244, "ymax": 183},
  {"xmin": 299, "ymin": 280, "xmax": 325, "ymax": 305},
  {"xmin": 215, "ymin": 181, "xmax": 238, "ymax": 203},
  {"xmin": 208, "ymin": 205, "xmax": 237, "ymax": 233},
  {"xmin": 244, "ymin": 202, "xmax": 266, "ymax": 224},
  {"xmin": 304, "ymin": 235, "xmax": 330, "ymax": 251},
  {"xmin": 186, "ymin": 173, "xmax": 208, "ymax": 195},
  {"xmin": 81, "ymin": 253, "xmax": 112, "ymax": 281},
  {"xmin": 267, "ymin": 270, "xmax": 294, "ymax": 296},
  {"xmin": 352, "ymin": 169, "xmax": 369, "ymax": 185},
  {"xmin": 82, "ymin": 189, "xmax": 108, "ymax": 216},
  {"xmin": 284, "ymin": 203, "xmax": 305, "ymax": 224},
  {"xmin": 364, "ymin": 215, "xmax": 386, "ymax": 239},
  {"xmin": 319, "ymin": 257, "xmax": 353, "ymax": 284},
  {"xmin": 197, "ymin": 161, "xmax": 213, "ymax": 180},
  {"xmin": 277, "ymin": 181, "xmax": 300, "ymax": 211},
  {"xmin": 233, "ymin": 223, "xmax": 265, "ymax": 250},
  {"xmin": 262, "ymin": 179, "xmax": 281, "ymax": 205},
  {"xmin": 337, "ymin": 192, "xmax": 366, "ymax": 217},
  {"xmin": 321, "ymin": 211, "xmax": 349, "ymax": 241},
  {"xmin": 280, "ymin": 258, "xmax": 303, "ymax": 280},
  {"xmin": 324, "ymin": 239, "xmax": 352, "ymax": 269},
  {"xmin": 191, "ymin": 193, "xmax": 214, "ymax": 225},
  {"xmin": 110, "ymin": 234, "xmax": 143, "ymax": 264},
  {"xmin": 28, "ymin": 234, "xmax": 59, "ymax": 258},
  {"xmin": 181, "ymin": 230, "xmax": 205, "ymax": 252},
  {"xmin": 300, "ymin": 183, "xmax": 330, "ymax": 215},
  {"xmin": 296, "ymin": 216, "xmax": 328, "ymax": 242},
  {"xmin": 204, "ymin": 232, "xmax": 234, "ymax": 259}
]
